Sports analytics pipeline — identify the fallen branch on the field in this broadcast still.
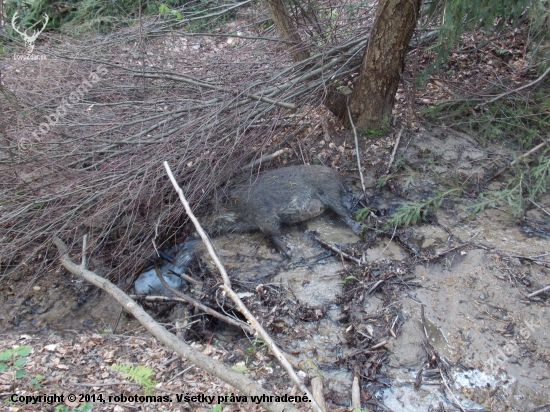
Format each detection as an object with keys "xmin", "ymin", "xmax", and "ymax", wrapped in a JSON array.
[
  {"xmin": 347, "ymin": 340, "xmax": 388, "ymax": 357},
  {"xmin": 241, "ymin": 148, "xmax": 293, "ymax": 171},
  {"xmin": 528, "ymin": 284, "xmax": 550, "ymax": 298},
  {"xmin": 486, "ymin": 137, "xmax": 549, "ymax": 182},
  {"xmin": 371, "ymin": 226, "xmax": 397, "ymax": 262},
  {"xmin": 285, "ymin": 354, "xmax": 327, "ymax": 412},
  {"xmin": 367, "ymin": 278, "xmax": 388, "ymax": 295},
  {"xmin": 351, "ymin": 364, "xmax": 360, "ymax": 409},
  {"xmin": 477, "ymin": 66, "xmax": 550, "ymax": 107},
  {"xmin": 170, "ymin": 270, "xmax": 204, "ymax": 288},
  {"xmin": 347, "ymin": 103, "xmax": 366, "ymax": 196},
  {"xmin": 137, "ymin": 263, "xmax": 256, "ymax": 335},
  {"xmin": 53, "ymin": 236, "xmax": 301, "ymax": 412},
  {"xmin": 529, "ymin": 199, "xmax": 550, "ymax": 218},
  {"xmin": 136, "ymin": 72, "xmax": 297, "ymax": 110},
  {"xmin": 309, "ymin": 231, "xmax": 363, "ymax": 265},
  {"xmin": 505, "ymin": 251, "xmax": 549, "ymax": 266},
  {"xmin": 386, "ymin": 127, "xmax": 404, "ymax": 175},
  {"xmin": 164, "ymin": 161, "xmax": 323, "ymax": 412}
]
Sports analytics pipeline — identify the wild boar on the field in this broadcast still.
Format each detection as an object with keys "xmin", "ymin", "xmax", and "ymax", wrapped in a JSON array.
[{"xmin": 204, "ymin": 165, "xmax": 360, "ymax": 257}]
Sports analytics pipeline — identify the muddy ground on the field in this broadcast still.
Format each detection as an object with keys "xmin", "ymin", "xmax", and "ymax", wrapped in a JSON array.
[{"xmin": 1, "ymin": 128, "xmax": 549, "ymax": 412}]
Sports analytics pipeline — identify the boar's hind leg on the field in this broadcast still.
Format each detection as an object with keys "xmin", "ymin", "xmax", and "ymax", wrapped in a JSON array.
[
  {"xmin": 269, "ymin": 234, "xmax": 291, "ymax": 259},
  {"xmin": 259, "ymin": 221, "xmax": 291, "ymax": 258},
  {"xmin": 331, "ymin": 204, "xmax": 361, "ymax": 234},
  {"xmin": 343, "ymin": 214, "xmax": 362, "ymax": 234}
]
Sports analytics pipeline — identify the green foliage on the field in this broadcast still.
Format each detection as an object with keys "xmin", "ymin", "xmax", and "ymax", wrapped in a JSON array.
[
  {"xmin": 159, "ymin": 4, "xmax": 183, "ymax": 20},
  {"xmin": 422, "ymin": 71, "xmax": 549, "ymax": 216},
  {"xmin": 425, "ymin": 0, "xmax": 549, "ymax": 68},
  {"xmin": 423, "ymin": 87, "xmax": 550, "ymax": 148},
  {"xmin": 376, "ymin": 176, "xmax": 389, "ymax": 188},
  {"xmin": 3, "ymin": 0, "xmax": 222, "ymax": 35},
  {"xmin": 112, "ymin": 363, "xmax": 157, "ymax": 393},
  {"xmin": 471, "ymin": 148, "xmax": 550, "ymax": 217},
  {"xmin": 384, "ymin": 188, "xmax": 462, "ymax": 229},
  {"xmin": 246, "ymin": 338, "xmax": 267, "ymax": 355},
  {"xmin": 0, "ymin": 345, "xmax": 33, "ymax": 379},
  {"xmin": 354, "ymin": 207, "xmax": 370, "ymax": 221},
  {"xmin": 208, "ymin": 404, "xmax": 223, "ymax": 412},
  {"xmin": 55, "ymin": 403, "xmax": 92, "ymax": 412},
  {"xmin": 231, "ymin": 363, "xmax": 249, "ymax": 373},
  {"xmin": 30, "ymin": 374, "xmax": 45, "ymax": 389},
  {"xmin": 362, "ymin": 122, "xmax": 391, "ymax": 136}
]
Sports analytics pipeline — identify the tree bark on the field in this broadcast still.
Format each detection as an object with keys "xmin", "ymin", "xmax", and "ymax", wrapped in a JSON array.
[
  {"xmin": 266, "ymin": 0, "xmax": 309, "ymax": 62},
  {"xmin": 348, "ymin": 0, "xmax": 421, "ymax": 132}
]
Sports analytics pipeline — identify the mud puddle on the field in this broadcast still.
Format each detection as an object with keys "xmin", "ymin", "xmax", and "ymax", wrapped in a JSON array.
[
  {"xmin": 189, "ymin": 202, "xmax": 549, "ymax": 410},
  {"xmin": 383, "ymin": 248, "xmax": 549, "ymax": 411}
]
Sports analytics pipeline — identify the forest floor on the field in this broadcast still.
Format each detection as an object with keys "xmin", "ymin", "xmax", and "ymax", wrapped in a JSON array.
[{"xmin": 1, "ymin": 5, "xmax": 549, "ymax": 412}]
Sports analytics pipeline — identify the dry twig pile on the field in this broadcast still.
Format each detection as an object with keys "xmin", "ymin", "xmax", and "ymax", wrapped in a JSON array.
[{"xmin": 0, "ymin": 1, "xmax": 374, "ymax": 282}]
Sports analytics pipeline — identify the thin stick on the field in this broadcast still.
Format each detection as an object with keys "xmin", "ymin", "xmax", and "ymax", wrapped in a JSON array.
[
  {"xmin": 347, "ymin": 103, "xmax": 366, "ymax": 196},
  {"xmin": 348, "ymin": 340, "xmax": 388, "ymax": 357},
  {"xmin": 486, "ymin": 137, "xmax": 549, "ymax": 182},
  {"xmin": 529, "ymin": 199, "xmax": 550, "ymax": 218},
  {"xmin": 170, "ymin": 270, "xmax": 203, "ymax": 288},
  {"xmin": 309, "ymin": 232, "xmax": 363, "ymax": 265},
  {"xmin": 528, "ymin": 285, "xmax": 550, "ymax": 298},
  {"xmin": 80, "ymin": 234, "xmax": 87, "ymax": 271},
  {"xmin": 351, "ymin": 364, "xmax": 360, "ymax": 409},
  {"xmin": 151, "ymin": 262, "xmax": 256, "ymax": 335},
  {"xmin": 163, "ymin": 162, "xmax": 232, "ymax": 288},
  {"xmin": 478, "ymin": 66, "xmax": 550, "ymax": 107},
  {"xmin": 112, "ymin": 305, "xmax": 124, "ymax": 334},
  {"xmin": 510, "ymin": 139, "xmax": 550, "ymax": 167},
  {"xmin": 284, "ymin": 354, "xmax": 327, "ymax": 411},
  {"xmin": 390, "ymin": 316, "xmax": 399, "ymax": 338},
  {"xmin": 371, "ymin": 226, "xmax": 397, "ymax": 262},
  {"xmin": 138, "ymin": 73, "xmax": 296, "ymax": 110},
  {"xmin": 386, "ymin": 127, "xmax": 404, "ymax": 175},
  {"xmin": 440, "ymin": 372, "xmax": 466, "ymax": 412},
  {"xmin": 241, "ymin": 148, "xmax": 292, "ymax": 171},
  {"xmin": 163, "ymin": 161, "xmax": 323, "ymax": 412},
  {"xmin": 53, "ymin": 237, "xmax": 301, "ymax": 412}
]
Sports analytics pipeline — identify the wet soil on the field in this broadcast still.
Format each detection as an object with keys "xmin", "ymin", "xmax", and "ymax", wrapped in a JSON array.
[{"xmin": 2, "ymin": 128, "xmax": 549, "ymax": 411}]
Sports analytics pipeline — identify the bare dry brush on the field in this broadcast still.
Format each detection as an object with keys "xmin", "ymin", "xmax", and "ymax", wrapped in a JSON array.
[{"xmin": 0, "ymin": 2, "xmax": 373, "ymax": 283}]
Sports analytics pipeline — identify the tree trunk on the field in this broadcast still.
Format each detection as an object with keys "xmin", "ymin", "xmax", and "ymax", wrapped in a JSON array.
[
  {"xmin": 266, "ymin": 0, "xmax": 309, "ymax": 62},
  {"xmin": 348, "ymin": 0, "xmax": 421, "ymax": 132}
]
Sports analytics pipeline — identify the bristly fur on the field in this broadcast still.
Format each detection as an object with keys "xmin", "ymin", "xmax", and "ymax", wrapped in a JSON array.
[
  {"xmin": 204, "ymin": 211, "xmax": 256, "ymax": 235},
  {"xmin": 202, "ymin": 165, "xmax": 360, "ymax": 257}
]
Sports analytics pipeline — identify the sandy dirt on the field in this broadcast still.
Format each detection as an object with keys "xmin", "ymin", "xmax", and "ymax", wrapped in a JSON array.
[{"xmin": 2, "ymin": 129, "xmax": 549, "ymax": 412}]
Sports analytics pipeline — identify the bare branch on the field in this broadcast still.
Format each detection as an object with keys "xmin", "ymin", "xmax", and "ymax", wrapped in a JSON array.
[
  {"xmin": 478, "ymin": 65, "xmax": 550, "ymax": 107},
  {"xmin": 163, "ymin": 161, "xmax": 324, "ymax": 412},
  {"xmin": 53, "ymin": 236, "xmax": 302, "ymax": 412}
]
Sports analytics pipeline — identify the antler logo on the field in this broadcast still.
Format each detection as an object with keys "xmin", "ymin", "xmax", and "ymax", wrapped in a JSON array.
[{"xmin": 11, "ymin": 11, "xmax": 49, "ymax": 54}]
